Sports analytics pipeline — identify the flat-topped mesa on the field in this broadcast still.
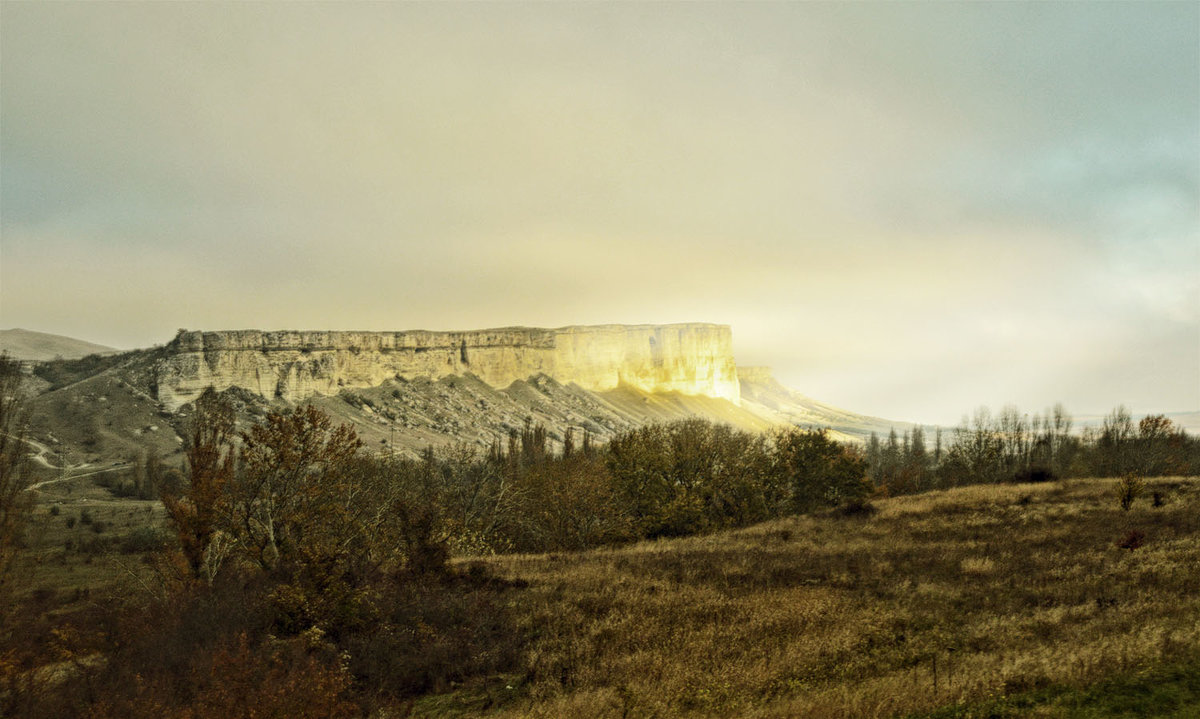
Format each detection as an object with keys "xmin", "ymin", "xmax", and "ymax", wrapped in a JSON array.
[{"xmin": 154, "ymin": 324, "xmax": 741, "ymax": 411}]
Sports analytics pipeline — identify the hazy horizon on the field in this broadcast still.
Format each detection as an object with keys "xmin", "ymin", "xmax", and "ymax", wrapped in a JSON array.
[{"xmin": 2, "ymin": 2, "xmax": 1197, "ymax": 425}]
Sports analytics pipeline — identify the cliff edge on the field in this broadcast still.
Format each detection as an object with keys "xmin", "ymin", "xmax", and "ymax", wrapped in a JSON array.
[{"xmin": 154, "ymin": 324, "xmax": 741, "ymax": 411}]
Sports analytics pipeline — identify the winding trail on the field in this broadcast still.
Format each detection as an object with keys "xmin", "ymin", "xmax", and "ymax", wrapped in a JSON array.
[
  {"xmin": 25, "ymin": 463, "xmax": 133, "ymax": 491},
  {"xmin": 6, "ymin": 432, "xmax": 134, "ymax": 491}
]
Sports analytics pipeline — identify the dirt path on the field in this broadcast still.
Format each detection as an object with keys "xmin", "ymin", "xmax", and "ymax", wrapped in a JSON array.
[
  {"xmin": 25, "ymin": 463, "xmax": 133, "ymax": 491},
  {"xmin": 21, "ymin": 435, "xmax": 61, "ymax": 469},
  {"xmin": 7, "ymin": 432, "xmax": 133, "ymax": 491}
]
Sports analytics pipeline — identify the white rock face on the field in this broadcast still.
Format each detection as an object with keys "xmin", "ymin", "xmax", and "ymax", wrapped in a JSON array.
[{"xmin": 154, "ymin": 324, "xmax": 741, "ymax": 411}]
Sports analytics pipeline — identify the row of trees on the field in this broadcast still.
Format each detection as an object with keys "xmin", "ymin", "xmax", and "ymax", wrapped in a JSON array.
[
  {"xmin": 3, "ymin": 390, "xmax": 872, "ymax": 716},
  {"xmin": 865, "ymin": 404, "xmax": 1199, "ymax": 495},
  {"xmin": 150, "ymin": 394, "xmax": 879, "ymax": 589},
  {"xmin": 396, "ymin": 416, "xmax": 869, "ymax": 556}
]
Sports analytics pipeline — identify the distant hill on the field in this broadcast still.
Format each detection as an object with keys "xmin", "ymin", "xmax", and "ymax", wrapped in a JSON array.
[
  {"xmin": 737, "ymin": 366, "xmax": 903, "ymax": 442},
  {"xmin": 0, "ymin": 328, "xmax": 118, "ymax": 361}
]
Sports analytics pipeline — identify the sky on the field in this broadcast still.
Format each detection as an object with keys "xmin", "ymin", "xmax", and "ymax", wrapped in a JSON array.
[{"xmin": 1, "ymin": 2, "xmax": 1197, "ymax": 425}]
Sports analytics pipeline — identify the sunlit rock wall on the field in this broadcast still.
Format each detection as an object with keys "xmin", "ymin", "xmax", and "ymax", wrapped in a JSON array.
[{"xmin": 154, "ymin": 324, "xmax": 741, "ymax": 410}]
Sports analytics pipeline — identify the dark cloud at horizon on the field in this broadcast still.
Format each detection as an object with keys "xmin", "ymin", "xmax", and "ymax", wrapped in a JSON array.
[{"xmin": 2, "ymin": 2, "xmax": 1196, "ymax": 424}]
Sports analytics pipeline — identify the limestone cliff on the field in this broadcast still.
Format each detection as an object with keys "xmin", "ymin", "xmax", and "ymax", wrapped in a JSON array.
[{"xmin": 154, "ymin": 324, "xmax": 741, "ymax": 411}]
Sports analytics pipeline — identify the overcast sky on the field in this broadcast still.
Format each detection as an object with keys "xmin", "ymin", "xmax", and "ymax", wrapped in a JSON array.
[{"xmin": 2, "ymin": 2, "xmax": 1196, "ymax": 424}]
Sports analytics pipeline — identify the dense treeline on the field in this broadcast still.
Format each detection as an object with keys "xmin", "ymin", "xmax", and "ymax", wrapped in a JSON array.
[
  {"xmin": 866, "ymin": 404, "xmax": 1200, "ymax": 495},
  {"xmin": 436, "ymin": 415, "xmax": 868, "ymax": 554}
]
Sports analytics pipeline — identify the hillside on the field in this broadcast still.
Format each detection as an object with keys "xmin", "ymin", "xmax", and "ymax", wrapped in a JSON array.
[
  {"xmin": 738, "ymin": 366, "xmax": 900, "ymax": 442},
  {"xmin": 457, "ymin": 477, "xmax": 1200, "ymax": 718},
  {"xmin": 0, "ymin": 329, "xmax": 117, "ymax": 361},
  {"xmin": 19, "ymin": 327, "xmax": 903, "ymax": 470},
  {"xmin": 16, "ymin": 475, "xmax": 1198, "ymax": 717}
]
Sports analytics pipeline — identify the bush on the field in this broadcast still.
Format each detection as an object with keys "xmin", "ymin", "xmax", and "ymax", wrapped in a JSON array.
[
  {"xmin": 121, "ymin": 527, "xmax": 166, "ymax": 554},
  {"xmin": 1013, "ymin": 467, "xmax": 1057, "ymax": 483},
  {"xmin": 836, "ymin": 499, "xmax": 877, "ymax": 518},
  {"xmin": 1118, "ymin": 528, "xmax": 1145, "ymax": 551},
  {"xmin": 1116, "ymin": 474, "xmax": 1143, "ymax": 512}
]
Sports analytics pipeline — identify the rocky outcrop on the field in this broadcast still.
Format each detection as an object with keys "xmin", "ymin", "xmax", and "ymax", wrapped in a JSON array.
[{"xmin": 154, "ymin": 324, "xmax": 741, "ymax": 411}]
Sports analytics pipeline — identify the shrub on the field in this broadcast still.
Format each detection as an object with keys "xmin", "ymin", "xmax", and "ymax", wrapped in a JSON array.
[
  {"xmin": 121, "ymin": 527, "xmax": 166, "ymax": 554},
  {"xmin": 1013, "ymin": 467, "xmax": 1057, "ymax": 483},
  {"xmin": 837, "ymin": 499, "xmax": 877, "ymax": 518},
  {"xmin": 1118, "ymin": 528, "xmax": 1145, "ymax": 551},
  {"xmin": 1116, "ymin": 474, "xmax": 1143, "ymax": 512}
]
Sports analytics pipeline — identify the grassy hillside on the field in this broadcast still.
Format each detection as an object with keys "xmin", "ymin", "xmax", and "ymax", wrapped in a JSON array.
[
  {"xmin": 12, "ymin": 473, "xmax": 1198, "ymax": 717},
  {"xmin": 432, "ymin": 477, "xmax": 1199, "ymax": 718},
  {"xmin": 0, "ymin": 329, "xmax": 116, "ymax": 362}
]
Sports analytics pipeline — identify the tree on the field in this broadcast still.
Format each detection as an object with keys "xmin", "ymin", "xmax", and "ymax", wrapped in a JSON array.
[
  {"xmin": 770, "ymin": 427, "xmax": 869, "ymax": 512},
  {"xmin": 1096, "ymin": 405, "xmax": 1136, "ymax": 476},
  {"xmin": 0, "ymin": 353, "xmax": 31, "ymax": 603},
  {"xmin": 605, "ymin": 419, "xmax": 773, "ymax": 538},
  {"xmin": 160, "ymin": 388, "xmax": 237, "ymax": 584},
  {"xmin": 1136, "ymin": 415, "xmax": 1178, "ymax": 476},
  {"xmin": 942, "ymin": 408, "xmax": 1005, "ymax": 485},
  {"xmin": 233, "ymin": 405, "xmax": 363, "ymax": 573}
]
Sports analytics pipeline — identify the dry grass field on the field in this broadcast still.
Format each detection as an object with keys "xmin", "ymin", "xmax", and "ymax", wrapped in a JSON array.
[
  {"xmin": 15, "ymin": 476, "xmax": 168, "ymax": 608},
  {"xmin": 10, "ymin": 475, "xmax": 1199, "ymax": 717},
  {"xmin": 421, "ymin": 477, "xmax": 1200, "ymax": 718}
]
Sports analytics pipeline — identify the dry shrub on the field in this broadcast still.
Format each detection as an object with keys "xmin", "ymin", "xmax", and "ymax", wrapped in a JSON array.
[
  {"xmin": 86, "ymin": 632, "xmax": 357, "ymax": 719},
  {"xmin": 1116, "ymin": 474, "xmax": 1144, "ymax": 511},
  {"xmin": 1118, "ymin": 528, "xmax": 1146, "ymax": 551}
]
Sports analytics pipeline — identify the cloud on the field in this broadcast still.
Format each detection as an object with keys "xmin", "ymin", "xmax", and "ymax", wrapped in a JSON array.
[{"xmin": 1, "ymin": 2, "xmax": 1196, "ymax": 423}]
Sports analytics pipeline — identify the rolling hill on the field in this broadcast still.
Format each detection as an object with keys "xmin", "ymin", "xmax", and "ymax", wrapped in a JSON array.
[{"xmin": 0, "ymin": 328, "xmax": 118, "ymax": 361}]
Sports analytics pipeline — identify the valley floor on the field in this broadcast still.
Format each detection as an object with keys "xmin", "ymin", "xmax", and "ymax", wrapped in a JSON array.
[
  {"xmin": 12, "ymin": 476, "xmax": 1200, "ymax": 718},
  {"xmin": 431, "ymin": 477, "xmax": 1199, "ymax": 718}
]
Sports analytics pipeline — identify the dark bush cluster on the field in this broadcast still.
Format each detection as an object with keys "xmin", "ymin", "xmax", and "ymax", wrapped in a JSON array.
[{"xmin": 418, "ymin": 417, "xmax": 870, "ymax": 554}]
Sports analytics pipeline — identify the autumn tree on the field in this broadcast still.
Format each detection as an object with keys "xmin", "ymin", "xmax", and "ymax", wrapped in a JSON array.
[
  {"xmin": 160, "ymin": 388, "xmax": 237, "ymax": 584},
  {"xmin": 0, "ymin": 354, "xmax": 32, "ymax": 614},
  {"xmin": 1135, "ymin": 414, "xmax": 1180, "ymax": 476},
  {"xmin": 232, "ymin": 405, "xmax": 363, "ymax": 573},
  {"xmin": 606, "ymin": 419, "xmax": 774, "ymax": 537},
  {"xmin": 770, "ymin": 427, "xmax": 869, "ymax": 511}
]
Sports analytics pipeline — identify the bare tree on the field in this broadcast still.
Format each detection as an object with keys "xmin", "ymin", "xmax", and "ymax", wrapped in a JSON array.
[{"xmin": 0, "ymin": 354, "xmax": 32, "ymax": 592}]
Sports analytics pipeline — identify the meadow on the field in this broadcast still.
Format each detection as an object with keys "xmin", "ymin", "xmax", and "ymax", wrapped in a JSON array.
[
  {"xmin": 417, "ymin": 476, "xmax": 1198, "ymax": 718},
  {"xmin": 4, "ymin": 397, "xmax": 1198, "ymax": 718}
]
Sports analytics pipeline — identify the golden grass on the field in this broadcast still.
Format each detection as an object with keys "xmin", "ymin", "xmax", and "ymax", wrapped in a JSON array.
[{"xmin": 443, "ymin": 477, "xmax": 1200, "ymax": 718}]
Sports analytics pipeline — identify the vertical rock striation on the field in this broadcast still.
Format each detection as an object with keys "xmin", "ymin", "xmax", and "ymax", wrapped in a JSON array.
[{"xmin": 154, "ymin": 324, "xmax": 741, "ymax": 410}]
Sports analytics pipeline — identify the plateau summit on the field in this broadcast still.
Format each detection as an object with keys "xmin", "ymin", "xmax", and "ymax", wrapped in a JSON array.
[{"xmin": 155, "ymin": 324, "xmax": 741, "ymax": 411}]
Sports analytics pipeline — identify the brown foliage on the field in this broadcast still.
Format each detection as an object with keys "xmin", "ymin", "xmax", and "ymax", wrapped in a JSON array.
[
  {"xmin": 0, "ymin": 352, "xmax": 32, "ymax": 603},
  {"xmin": 86, "ymin": 631, "xmax": 358, "ymax": 719},
  {"xmin": 160, "ymin": 388, "xmax": 236, "ymax": 584},
  {"xmin": 234, "ymin": 404, "xmax": 363, "ymax": 572}
]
